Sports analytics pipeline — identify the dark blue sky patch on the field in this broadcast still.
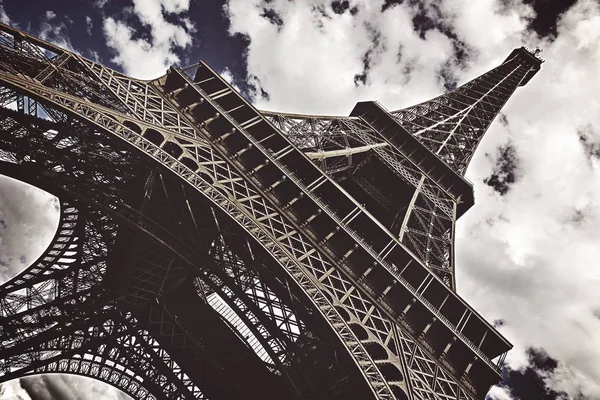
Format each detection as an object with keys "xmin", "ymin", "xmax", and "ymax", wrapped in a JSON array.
[
  {"xmin": 409, "ymin": 0, "xmax": 438, "ymax": 40},
  {"xmin": 331, "ymin": 1, "xmax": 358, "ymax": 15},
  {"xmin": 440, "ymin": 62, "xmax": 458, "ymax": 92},
  {"xmin": 187, "ymin": 1, "xmax": 251, "ymax": 93},
  {"xmin": 3, "ymin": 0, "xmax": 118, "ymax": 70},
  {"xmin": 577, "ymin": 125, "xmax": 600, "ymax": 159},
  {"xmin": 498, "ymin": 348, "xmax": 572, "ymax": 400},
  {"xmin": 381, "ymin": 0, "xmax": 403, "ymax": 12},
  {"xmin": 2, "ymin": 1, "xmax": 113, "ymax": 64},
  {"xmin": 353, "ymin": 24, "xmax": 383, "ymax": 87},
  {"xmin": 484, "ymin": 144, "xmax": 518, "ymax": 196},
  {"xmin": 493, "ymin": 318, "xmax": 505, "ymax": 328},
  {"xmin": 331, "ymin": 0, "xmax": 350, "ymax": 14},
  {"xmin": 497, "ymin": 113, "xmax": 509, "ymax": 127},
  {"xmin": 3, "ymin": 0, "xmax": 252, "ymax": 90},
  {"xmin": 521, "ymin": 0, "xmax": 578, "ymax": 39},
  {"xmin": 260, "ymin": 8, "xmax": 284, "ymax": 28}
]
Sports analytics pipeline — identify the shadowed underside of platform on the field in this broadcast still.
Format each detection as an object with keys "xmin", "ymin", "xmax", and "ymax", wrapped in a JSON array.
[{"xmin": 0, "ymin": 22, "xmax": 541, "ymax": 400}]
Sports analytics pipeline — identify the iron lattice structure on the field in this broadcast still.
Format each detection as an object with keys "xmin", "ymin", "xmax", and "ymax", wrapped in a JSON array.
[{"xmin": 0, "ymin": 23, "xmax": 542, "ymax": 400}]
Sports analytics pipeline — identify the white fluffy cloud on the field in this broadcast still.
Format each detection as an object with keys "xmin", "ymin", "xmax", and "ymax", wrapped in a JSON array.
[
  {"xmin": 224, "ymin": 0, "xmax": 600, "ymax": 398},
  {"xmin": 225, "ymin": 0, "xmax": 460, "ymax": 114},
  {"xmin": 487, "ymin": 385, "xmax": 515, "ymax": 400},
  {"xmin": 0, "ymin": 380, "xmax": 29, "ymax": 400},
  {"xmin": 0, "ymin": 0, "xmax": 11, "ymax": 25},
  {"xmin": 440, "ymin": 0, "xmax": 535, "ymax": 58},
  {"xmin": 0, "ymin": 176, "xmax": 58, "ymax": 282},
  {"xmin": 102, "ymin": 0, "xmax": 195, "ymax": 79}
]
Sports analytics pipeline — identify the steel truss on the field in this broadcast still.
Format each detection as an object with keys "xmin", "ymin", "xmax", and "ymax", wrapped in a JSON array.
[
  {"xmin": 0, "ymin": 107, "xmax": 353, "ymax": 399},
  {"xmin": 264, "ymin": 114, "xmax": 458, "ymax": 287},
  {"xmin": 0, "ymin": 22, "xmax": 542, "ymax": 400}
]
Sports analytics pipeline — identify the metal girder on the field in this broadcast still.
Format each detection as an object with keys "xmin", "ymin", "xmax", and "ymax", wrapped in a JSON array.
[
  {"xmin": 0, "ymin": 22, "xmax": 542, "ymax": 400},
  {"xmin": 0, "ymin": 198, "xmax": 204, "ymax": 400},
  {"xmin": 0, "ymin": 104, "xmax": 363, "ymax": 399},
  {"xmin": 0, "ymin": 29, "xmax": 396, "ymax": 398},
  {"xmin": 263, "ymin": 114, "xmax": 457, "ymax": 287},
  {"xmin": 390, "ymin": 49, "xmax": 542, "ymax": 175}
]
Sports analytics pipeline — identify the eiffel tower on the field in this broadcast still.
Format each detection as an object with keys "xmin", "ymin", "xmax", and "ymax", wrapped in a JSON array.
[{"xmin": 0, "ymin": 22, "xmax": 542, "ymax": 400}]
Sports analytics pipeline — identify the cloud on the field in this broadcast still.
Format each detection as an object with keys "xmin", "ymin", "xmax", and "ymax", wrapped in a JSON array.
[
  {"xmin": 487, "ymin": 385, "xmax": 515, "ymax": 400},
  {"xmin": 224, "ymin": 0, "xmax": 600, "ymax": 398},
  {"xmin": 102, "ymin": 0, "xmax": 195, "ymax": 79},
  {"xmin": 38, "ymin": 9, "xmax": 77, "ymax": 52},
  {"xmin": 0, "ymin": 379, "xmax": 30, "ymax": 400},
  {"xmin": 220, "ymin": 67, "xmax": 242, "ymax": 93},
  {"xmin": 0, "ymin": 176, "xmax": 59, "ymax": 283},
  {"xmin": 451, "ymin": 0, "xmax": 600, "ymax": 398},
  {"xmin": 21, "ymin": 375, "xmax": 76, "ymax": 400},
  {"xmin": 20, "ymin": 374, "xmax": 128, "ymax": 400},
  {"xmin": 94, "ymin": 0, "xmax": 108, "ymax": 9},
  {"xmin": 438, "ymin": 0, "xmax": 535, "ymax": 59},
  {"xmin": 86, "ymin": 16, "xmax": 93, "ymax": 35},
  {"xmin": 0, "ymin": 0, "xmax": 13, "ymax": 25},
  {"xmin": 498, "ymin": 348, "xmax": 572, "ymax": 399},
  {"xmin": 225, "ymin": 0, "xmax": 461, "ymax": 114}
]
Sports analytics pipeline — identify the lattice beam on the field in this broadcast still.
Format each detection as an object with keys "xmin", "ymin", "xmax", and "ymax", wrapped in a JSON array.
[{"xmin": 0, "ymin": 21, "xmax": 542, "ymax": 400}]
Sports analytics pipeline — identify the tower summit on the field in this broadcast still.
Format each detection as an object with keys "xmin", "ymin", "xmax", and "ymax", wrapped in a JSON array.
[{"xmin": 0, "ymin": 22, "xmax": 541, "ymax": 400}]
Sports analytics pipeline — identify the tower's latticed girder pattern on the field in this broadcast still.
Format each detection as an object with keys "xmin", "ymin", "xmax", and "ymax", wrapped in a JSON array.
[
  {"xmin": 390, "ymin": 49, "xmax": 541, "ymax": 175},
  {"xmin": 0, "ymin": 22, "xmax": 542, "ymax": 400}
]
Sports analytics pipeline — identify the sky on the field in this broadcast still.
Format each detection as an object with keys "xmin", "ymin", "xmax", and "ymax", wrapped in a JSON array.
[{"xmin": 0, "ymin": 0, "xmax": 599, "ymax": 399}]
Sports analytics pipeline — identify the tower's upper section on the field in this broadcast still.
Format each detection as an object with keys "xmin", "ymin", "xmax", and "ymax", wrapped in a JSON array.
[
  {"xmin": 262, "ymin": 47, "xmax": 542, "ymax": 177},
  {"xmin": 390, "ymin": 47, "xmax": 543, "ymax": 175}
]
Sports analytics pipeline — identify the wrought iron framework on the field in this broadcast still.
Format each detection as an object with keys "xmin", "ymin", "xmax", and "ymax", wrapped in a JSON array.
[{"xmin": 0, "ymin": 22, "xmax": 542, "ymax": 400}]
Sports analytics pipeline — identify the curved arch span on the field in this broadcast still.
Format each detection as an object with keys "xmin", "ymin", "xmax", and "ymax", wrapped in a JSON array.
[{"xmin": 1, "ymin": 59, "xmax": 394, "ymax": 398}]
